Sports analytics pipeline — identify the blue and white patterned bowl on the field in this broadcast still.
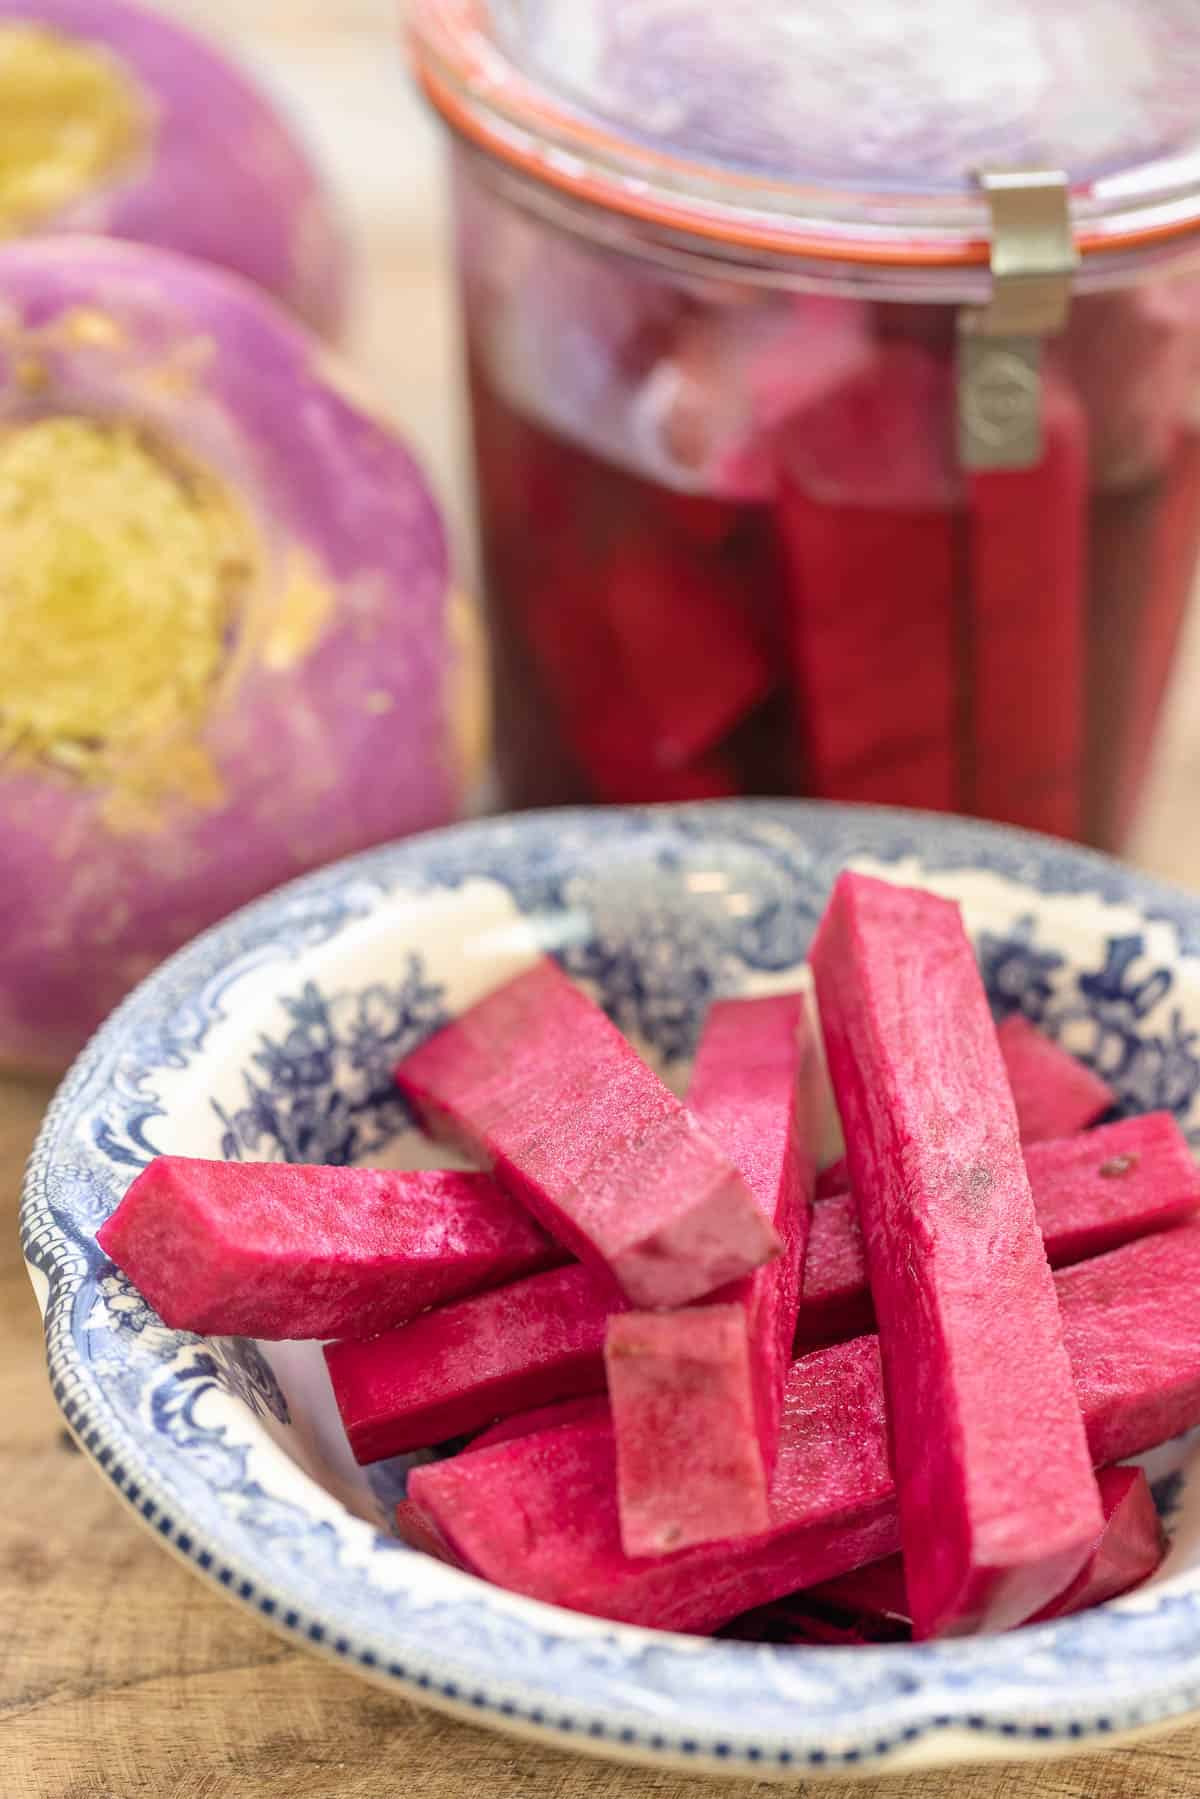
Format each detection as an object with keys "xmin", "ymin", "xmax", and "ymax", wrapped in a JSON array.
[{"xmin": 20, "ymin": 803, "xmax": 1200, "ymax": 1779}]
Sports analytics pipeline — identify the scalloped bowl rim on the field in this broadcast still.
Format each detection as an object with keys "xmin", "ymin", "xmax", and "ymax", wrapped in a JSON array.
[{"xmin": 20, "ymin": 800, "xmax": 1200, "ymax": 1780}]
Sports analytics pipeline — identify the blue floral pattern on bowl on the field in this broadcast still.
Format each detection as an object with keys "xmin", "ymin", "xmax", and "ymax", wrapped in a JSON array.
[{"xmin": 20, "ymin": 803, "xmax": 1200, "ymax": 1777}]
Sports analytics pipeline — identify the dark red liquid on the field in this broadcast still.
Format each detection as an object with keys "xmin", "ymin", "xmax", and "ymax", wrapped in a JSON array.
[{"xmin": 468, "ymin": 350, "xmax": 1200, "ymax": 848}]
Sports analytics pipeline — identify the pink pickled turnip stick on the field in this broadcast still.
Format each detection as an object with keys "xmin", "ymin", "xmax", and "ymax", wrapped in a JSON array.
[
  {"xmin": 1027, "ymin": 1466, "xmax": 1166, "ymax": 1624},
  {"xmin": 607, "ymin": 994, "xmax": 818, "ymax": 1554},
  {"xmin": 411, "ymin": 1332, "xmax": 900, "ymax": 1636},
  {"xmin": 806, "ymin": 1464, "xmax": 1166, "ymax": 1631},
  {"xmin": 96, "ymin": 1159, "xmax": 560, "ymax": 1340},
  {"xmin": 325, "ymin": 1261, "xmax": 621, "ymax": 1463},
  {"xmin": 640, "ymin": 293, "xmax": 872, "ymax": 501},
  {"xmin": 602, "ymin": 529, "xmax": 772, "ymax": 771},
  {"xmin": 801, "ymin": 1465, "xmax": 1166, "ymax": 1633},
  {"xmin": 1021, "ymin": 1111, "xmax": 1199, "ymax": 1262},
  {"xmin": 819, "ymin": 1006, "xmax": 1115, "ymax": 1204},
  {"xmin": 966, "ymin": 377, "xmax": 1088, "ymax": 838},
  {"xmin": 607, "ymin": 1306, "xmax": 779, "ymax": 1554},
  {"xmin": 996, "ymin": 1014, "xmax": 1116, "ymax": 1143},
  {"xmin": 1056, "ymin": 1226, "xmax": 1200, "ymax": 1469},
  {"xmin": 795, "ymin": 1189, "xmax": 879, "ymax": 1351},
  {"xmin": 796, "ymin": 1111, "xmax": 1197, "ymax": 1351},
  {"xmin": 811, "ymin": 874, "xmax": 1103, "ymax": 1637},
  {"xmin": 394, "ymin": 1499, "xmax": 465, "ymax": 1567},
  {"xmin": 395, "ymin": 960, "xmax": 781, "ymax": 1308},
  {"xmin": 467, "ymin": 1395, "xmax": 611, "ymax": 1455},
  {"xmin": 1063, "ymin": 284, "xmax": 1200, "ymax": 493},
  {"xmin": 409, "ymin": 1222, "xmax": 1200, "ymax": 1636},
  {"xmin": 774, "ymin": 342, "xmax": 960, "ymax": 812},
  {"xmin": 584, "ymin": 749, "xmax": 743, "ymax": 806}
]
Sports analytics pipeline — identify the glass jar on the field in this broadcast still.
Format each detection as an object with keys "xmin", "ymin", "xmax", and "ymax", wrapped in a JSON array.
[{"xmin": 411, "ymin": 1, "xmax": 1200, "ymax": 848}]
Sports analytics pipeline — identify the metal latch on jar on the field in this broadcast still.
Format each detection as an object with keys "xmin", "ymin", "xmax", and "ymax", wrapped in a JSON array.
[{"xmin": 957, "ymin": 169, "xmax": 1078, "ymax": 471}]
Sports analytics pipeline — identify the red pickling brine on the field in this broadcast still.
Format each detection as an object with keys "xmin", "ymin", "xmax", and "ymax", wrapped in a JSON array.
[
  {"xmin": 607, "ymin": 994, "xmax": 818, "ymax": 1554},
  {"xmin": 810, "ymin": 874, "xmax": 1103, "ymax": 1637},
  {"xmin": 468, "ymin": 356, "xmax": 781, "ymax": 809},
  {"xmin": 774, "ymin": 342, "xmax": 960, "ymax": 812},
  {"xmin": 394, "ymin": 959, "xmax": 780, "ymax": 1308},
  {"xmin": 432, "ymin": 4, "xmax": 1200, "ymax": 846},
  {"xmin": 601, "ymin": 527, "xmax": 772, "ymax": 772},
  {"xmin": 966, "ymin": 375, "xmax": 1088, "ymax": 838},
  {"xmin": 96, "ymin": 1158, "xmax": 560, "ymax": 1340}
]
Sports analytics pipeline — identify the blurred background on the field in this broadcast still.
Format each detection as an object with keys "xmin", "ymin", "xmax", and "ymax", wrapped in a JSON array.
[
  {"xmin": 8, "ymin": 0, "xmax": 1200, "ymax": 1082},
  {"xmin": 156, "ymin": 0, "xmax": 468, "ymax": 533},
  {"xmin": 147, "ymin": 0, "xmax": 1198, "ymax": 886}
]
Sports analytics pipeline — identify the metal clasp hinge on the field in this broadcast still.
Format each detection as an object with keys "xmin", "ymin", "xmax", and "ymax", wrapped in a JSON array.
[{"xmin": 957, "ymin": 168, "xmax": 1078, "ymax": 470}]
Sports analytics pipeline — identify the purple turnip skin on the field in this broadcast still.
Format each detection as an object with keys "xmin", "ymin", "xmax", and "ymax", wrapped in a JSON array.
[
  {"xmin": 0, "ymin": 0, "xmax": 349, "ymax": 336},
  {"xmin": 0, "ymin": 237, "xmax": 465, "ymax": 1072}
]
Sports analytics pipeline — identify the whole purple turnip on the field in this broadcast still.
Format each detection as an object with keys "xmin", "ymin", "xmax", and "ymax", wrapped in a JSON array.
[
  {"xmin": 0, "ymin": 0, "xmax": 348, "ymax": 335},
  {"xmin": 0, "ymin": 236, "xmax": 479, "ymax": 1072}
]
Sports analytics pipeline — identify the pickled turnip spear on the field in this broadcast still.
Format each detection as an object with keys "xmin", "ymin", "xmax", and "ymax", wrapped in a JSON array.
[
  {"xmin": 814, "ymin": 1013, "xmax": 1115, "ymax": 1199},
  {"xmin": 467, "ymin": 1396, "xmax": 611, "ymax": 1455},
  {"xmin": 1027, "ymin": 1466, "xmax": 1166, "ymax": 1623},
  {"xmin": 995, "ymin": 1013, "xmax": 1116, "ymax": 1143},
  {"xmin": 796, "ymin": 1111, "xmax": 1199, "ymax": 1351},
  {"xmin": 410, "ymin": 1223, "xmax": 1200, "ymax": 1635},
  {"xmin": 325, "ymin": 1262, "xmax": 621, "ymax": 1463},
  {"xmin": 606, "ymin": 993, "xmax": 818, "ymax": 1553},
  {"xmin": 411, "ymin": 1333, "xmax": 900, "ymax": 1635},
  {"xmin": 96, "ymin": 1160, "xmax": 560, "ymax": 1340},
  {"xmin": 775, "ymin": 343, "xmax": 960, "ymax": 812},
  {"xmin": 329, "ymin": 1108, "xmax": 1195, "ymax": 1466},
  {"xmin": 810, "ymin": 873, "xmax": 1103, "ymax": 1637},
  {"xmin": 794, "ymin": 1466, "xmax": 1166, "ymax": 1631},
  {"xmin": 395, "ymin": 959, "xmax": 781, "ymax": 1307},
  {"xmin": 394, "ymin": 1500, "xmax": 464, "ymax": 1567}
]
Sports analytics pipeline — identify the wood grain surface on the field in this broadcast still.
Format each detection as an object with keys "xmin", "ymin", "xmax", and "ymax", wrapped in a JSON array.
[{"xmin": 8, "ymin": 2, "xmax": 1200, "ymax": 1793}]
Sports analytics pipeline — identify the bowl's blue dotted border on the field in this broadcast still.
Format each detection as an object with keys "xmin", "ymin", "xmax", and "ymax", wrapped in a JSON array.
[{"xmin": 46, "ymin": 1352, "xmax": 1184, "ymax": 1775}]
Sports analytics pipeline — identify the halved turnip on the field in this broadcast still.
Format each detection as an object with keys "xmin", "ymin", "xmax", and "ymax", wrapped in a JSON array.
[
  {"xmin": 0, "ymin": 237, "xmax": 477, "ymax": 1071},
  {"xmin": 0, "ymin": 0, "xmax": 348, "ymax": 334}
]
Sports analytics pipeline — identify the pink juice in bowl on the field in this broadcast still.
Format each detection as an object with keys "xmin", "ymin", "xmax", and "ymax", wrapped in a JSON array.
[{"xmin": 413, "ymin": 0, "xmax": 1200, "ymax": 848}]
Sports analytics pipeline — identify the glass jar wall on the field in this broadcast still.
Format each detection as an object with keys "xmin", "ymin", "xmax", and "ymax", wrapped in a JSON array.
[{"xmin": 455, "ymin": 145, "xmax": 1200, "ymax": 846}]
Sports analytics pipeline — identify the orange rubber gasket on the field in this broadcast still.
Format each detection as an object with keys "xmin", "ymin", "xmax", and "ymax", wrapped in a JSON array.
[{"xmin": 410, "ymin": 2, "xmax": 1200, "ymax": 270}]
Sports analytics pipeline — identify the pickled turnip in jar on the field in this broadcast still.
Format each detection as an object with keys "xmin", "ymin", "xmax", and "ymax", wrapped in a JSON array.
[{"xmin": 412, "ymin": 0, "xmax": 1200, "ymax": 847}]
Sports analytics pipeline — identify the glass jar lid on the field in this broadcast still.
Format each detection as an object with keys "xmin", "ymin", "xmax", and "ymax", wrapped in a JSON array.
[{"xmin": 409, "ymin": 0, "xmax": 1200, "ymax": 279}]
